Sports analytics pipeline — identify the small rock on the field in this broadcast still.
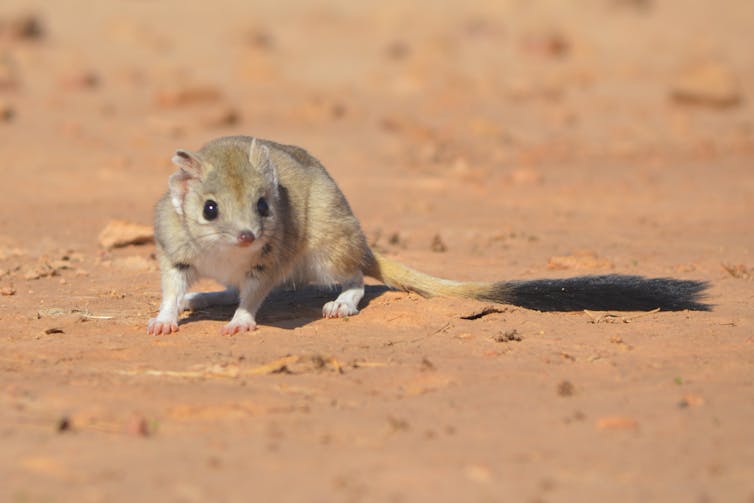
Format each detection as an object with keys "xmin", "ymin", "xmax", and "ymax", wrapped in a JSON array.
[
  {"xmin": 22, "ymin": 254, "xmax": 80, "ymax": 280},
  {"xmin": 493, "ymin": 329, "xmax": 522, "ymax": 342},
  {"xmin": 611, "ymin": 0, "xmax": 653, "ymax": 10},
  {"xmin": 56, "ymin": 416, "xmax": 72, "ymax": 433},
  {"xmin": 388, "ymin": 232, "xmax": 405, "ymax": 248},
  {"xmin": 0, "ymin": 13, "xmax": 44, "ymax": 41},
  {"xmin": 24, "ymin": 264, "xmax": 55, "ymax": 280},
  {"xmin": 387, "ymin": 416, "xmax": 410, "ymax": 432},
  {"xmin": 37, "ymin": 308, "xmax": 68, "ymax": 318},
  {"xmin": 127, "ymin": 416, "xmax": 156, "ymax": 437},
  {"xmin": 296, "ymin": 96, "xmax": 347, "ymax": 122},
  {"xmin": 201, "ymin": 105, "xmax": 241, "ymax": 128},
  {"xmin": 98, "ymin": 220, "xmax": 154, "ymax": 249},
  {"xmin": 430, "ymin": 234, "xmax": 447, "ymax": 253},
  {"xmin": 0, "ymin": 100, "xmax": 14, "ymax": 122},
  {"xmin": 48, "ymin": 259, "xmax": 72, "ymax": 271},
  {"xmin": 721, "ymin": 263, "xmax": 753, "ymax": 279},
  {"xmin": 522, "ymin": 30, "xmax": 570, "ymax": 58},
  {"xmin": 671, "ymin": 61, "xmax": 742, "ymax": 107},
  {"xmin": 1, "ymin": 286, "xmax": 16, "ymax": 296},
  {"xmin": 60, "ymin": 70, "xmax": 100, "ymax": 90},
  {"xmin": 155, "ymin": 85, "xmax": 222, "ymax": 107},
  {"xmin": 420, "ymin": 357, "xmax": 436, "ymax": 372},
  {"xmin": 678, "ymin": 393, "xmax": 705, "ymax": 408},
  {"xmin": 44, "ymin": 327, "xmax": 64, "ymax": 335},
  {"xmin": 247, "ymin": 29, "xmax": 274, "ymax": 49},
  {"xmin": 609, "ymin": 335, "xmax": 634, "ymax": 350},
  {"xmin": 385, "ymin": 40, "xmax": 411, "ymax": 60},
  {"xmin": 557, "ymin": 380, "xmax": 575, "ymax": 396}
]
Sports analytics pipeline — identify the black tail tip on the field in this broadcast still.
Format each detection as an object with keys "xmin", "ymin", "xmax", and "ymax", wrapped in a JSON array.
[{"xmin": 485, "ymin": 275, "xmax": 710, "ymax": 312}]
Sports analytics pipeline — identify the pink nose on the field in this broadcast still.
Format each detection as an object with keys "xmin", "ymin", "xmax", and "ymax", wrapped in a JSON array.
[{"xmin": 237, "ymin": 230, "xmax": 255, "ymax": 246}]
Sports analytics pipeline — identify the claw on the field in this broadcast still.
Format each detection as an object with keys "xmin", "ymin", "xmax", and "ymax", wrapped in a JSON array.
[
  {"xmin": 322, "ymin": 301, "xmax": 358, "ymax": 319},
  {"xmin": 147, "ymin": 318, "xmax": 179, "ymax": 335},
  {"xmin": 220, "ymin": 320, "xmax": 256, "ymax": 335}
]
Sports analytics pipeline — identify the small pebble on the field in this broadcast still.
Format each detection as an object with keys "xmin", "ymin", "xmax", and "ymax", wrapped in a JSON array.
[{"xmin": 671, "ymin": 61, "xmax": 742, "ymax": 107}]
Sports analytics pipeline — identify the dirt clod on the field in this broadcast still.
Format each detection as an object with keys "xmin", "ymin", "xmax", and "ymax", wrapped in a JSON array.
[
  {"xmin": 60, "ymin": 70, "xmax": 100, "ymax": 90},
  {"xmin": 247, "ymin": 29, "xmax": 275, "ymax": 49},
  {"xmin": 420, "ymin": 357, "xmax": 436, "ymax": 371},
  {"xmin": 493, "ymin": 329, "xmax": 522, "ymax": 342},
  {"xmin": 127, "ymin": 417, "xmax": 155, "ymax": 437},
  {"xmin": 430, "ymin": 234, "xmax": 447, "ymax": 253},
  {"xmin": 722, "ymin": 263, "xmax": 753, "ymax": 279},
  {"xmin": 156, "ymin": 85, "xmax": 223, "ymax": 108},
  {"xmin": 387, "ymin": 232, "xmax": 406, "ymax": 248},
  {"xmin": 56, "ymin": 416, "xmax": 72, "ymax": 433},
  {"xmin": 0, "ymin": 13, "xmax": 44, "ymax": 40},
  {"xmin": 385, "ymin": 40, "xmax": 411, "ymax": 60},
  {"xmin": 671, "ymin": 61, "xmax": 742, "ymax": 107},
  {"xmin": 387, "ymin": 416, "xmax": 410, "ymax": 432},
  {"xmin": 522, "ymin": 30, "xmax": 570, "ymax": 58},
  {"xmin": 557, "ymin": 380, "xmax": 575, "ymax": 396},
  {"xmin": 0, "ymin": 100, "xmax": 14, "ymax": 122},
  {"xmin": 98, "ymin": 220, "xmax": 154, "ymax": 249},
  {"xmin": 678, "ymin": 394, "xmax": 705, "ymax": 408}
]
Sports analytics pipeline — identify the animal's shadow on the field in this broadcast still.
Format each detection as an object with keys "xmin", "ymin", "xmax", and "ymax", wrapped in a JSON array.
[
  {"xmin": 179, "ymin": 274, "xmax": 710, "ymax": 329},
  {"xmin": 180, "ymin": 284, "xmax": 391, "ymax": 329}
]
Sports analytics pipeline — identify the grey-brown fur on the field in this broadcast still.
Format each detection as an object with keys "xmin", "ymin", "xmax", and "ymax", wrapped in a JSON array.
[
  {"xmin": 149, "ymin": 136, "xmax": 374, "ymax": 335},
  {"xmin": 148, "ymin": 135, "xmax": 709, "ymax": 335}
]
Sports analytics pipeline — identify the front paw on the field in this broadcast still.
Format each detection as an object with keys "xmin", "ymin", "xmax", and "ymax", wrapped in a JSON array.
[
  {"xmin": 221, "ymin": 311, "xmax": 257, "ymax": 335},
  {"xmin": 147, "ymin": 317, "xmax": 179, "ymax": 335}
]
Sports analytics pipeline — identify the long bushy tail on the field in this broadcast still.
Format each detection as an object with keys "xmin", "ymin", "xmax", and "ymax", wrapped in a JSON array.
[{"xmin": 364, "ymin": 251, "xmax": 710, "ymax": 312}]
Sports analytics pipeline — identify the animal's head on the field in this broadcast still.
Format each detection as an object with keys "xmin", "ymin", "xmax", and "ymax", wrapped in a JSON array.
[{"xmin": 168, "ymin": 138, "xmax": 279, "ymax": 250}]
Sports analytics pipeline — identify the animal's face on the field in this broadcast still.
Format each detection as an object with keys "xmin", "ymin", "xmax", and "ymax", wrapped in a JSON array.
[{"xmin": 169, "ymin": 139, "xmax": 279, "ymax": 252}]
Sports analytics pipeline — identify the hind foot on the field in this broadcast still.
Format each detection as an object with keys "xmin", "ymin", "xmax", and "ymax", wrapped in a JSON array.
[
  {"xmin": 221, "ymin": 309, "xmax": 257, "ymax": 335},
  {"xmin": 322, "ymin": 300, "xmax": 359, "ymax": 318},
  {"xmin": 322, "ymin": 273, "xmax": 365, "ymax": 318}
]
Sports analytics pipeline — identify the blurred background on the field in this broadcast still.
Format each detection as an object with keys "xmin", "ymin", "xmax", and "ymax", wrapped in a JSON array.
[
  {"xmin": 1, "ymin": 0, "xmax": 751, "ymax": 252},
  {"xmin": 2, "ymin": 0, "xmax": 753, "ymax": 301}
]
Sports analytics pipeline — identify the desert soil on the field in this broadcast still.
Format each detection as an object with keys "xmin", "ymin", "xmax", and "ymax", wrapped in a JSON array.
[{"xmin": 1, "ymin": 1, "xmax": 753, "ymax": 501}]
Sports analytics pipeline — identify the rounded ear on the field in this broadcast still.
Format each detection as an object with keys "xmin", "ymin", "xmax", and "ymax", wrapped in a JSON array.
[
  {"xmin": 249, "ymin": 139, "xmax": 278, "ymax": 189},
  {"xmin": 168, "ymin": 149, "xmax": 204, "ymax": 215},
  {"xmin": 171, "ymin": 149, "xmax": 204, "ymax": 177}
]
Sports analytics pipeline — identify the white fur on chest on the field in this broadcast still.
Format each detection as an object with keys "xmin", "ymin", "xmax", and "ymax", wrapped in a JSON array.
[{"xmin": 194, "ymin": 246, "xmax": 257, "ymax": 287}]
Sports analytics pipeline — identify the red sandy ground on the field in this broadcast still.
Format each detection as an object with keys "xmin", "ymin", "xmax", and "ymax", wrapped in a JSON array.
[{"xmin": 1, "ymin": 1, "xmax": 753, "ymax": 501}]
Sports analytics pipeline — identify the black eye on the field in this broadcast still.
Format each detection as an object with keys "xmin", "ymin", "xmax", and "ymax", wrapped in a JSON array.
[
  {"xmin": 203, "ymin": 199, "xmax": 218, "ymax": 220},
  {"xmin": 256, "ymin": 197, "xmax": 269, "ymax": 217}
]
